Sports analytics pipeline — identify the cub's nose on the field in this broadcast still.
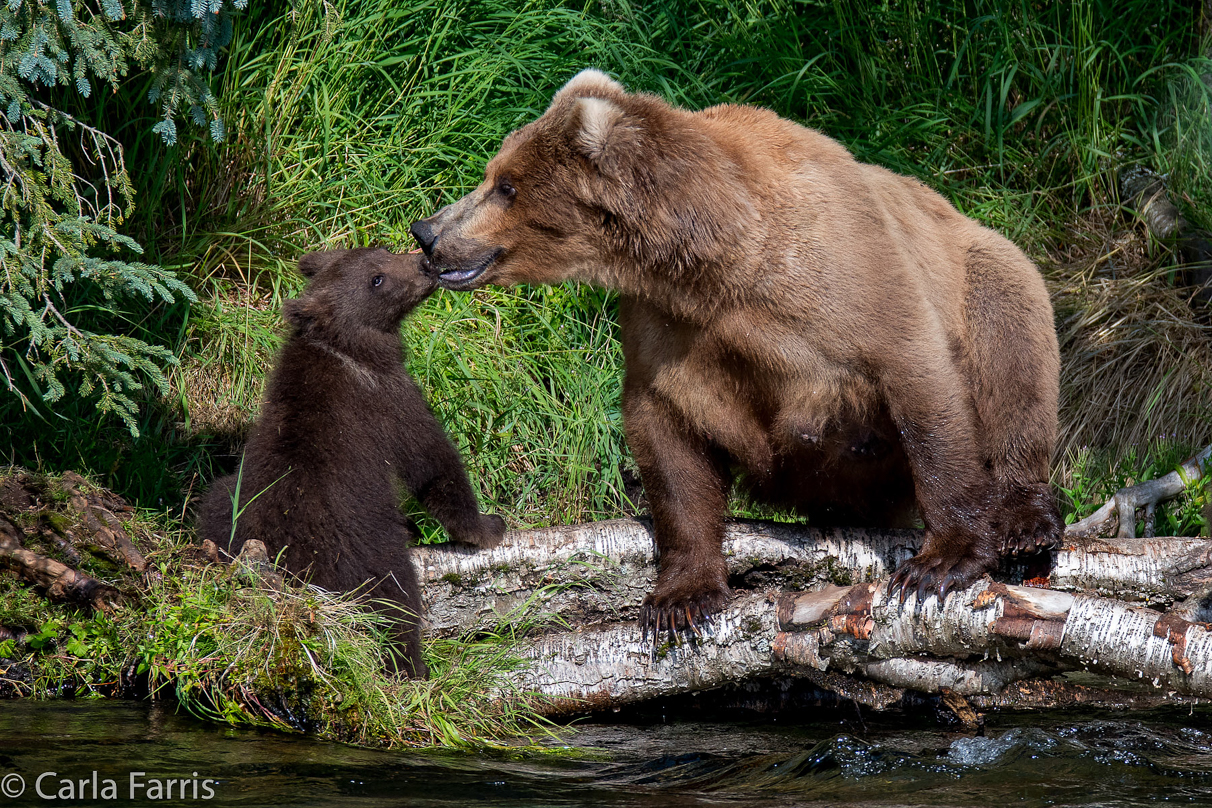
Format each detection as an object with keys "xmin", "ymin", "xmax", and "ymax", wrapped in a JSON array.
[{"xmin": 409, "ymin": 220, "xmax": 437, "ymax": 255}]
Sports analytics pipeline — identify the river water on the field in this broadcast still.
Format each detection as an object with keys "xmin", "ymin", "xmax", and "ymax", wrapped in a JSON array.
[{"xmin": 1, "ymin": 700, "xmax": 1211, "ymax": 806}]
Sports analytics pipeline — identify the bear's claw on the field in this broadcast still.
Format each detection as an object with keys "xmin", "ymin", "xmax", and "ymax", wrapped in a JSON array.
[
  {"xmin": 886, "ymin": 546, "xmax": 995, "ymax": 607},
  {"xmin": 995, "ymin": 483, "xmax": 1064, "ymax": 557},
  {"xmin": 639, "ymin": 572, "xmax": 731, "ymax": 644}
]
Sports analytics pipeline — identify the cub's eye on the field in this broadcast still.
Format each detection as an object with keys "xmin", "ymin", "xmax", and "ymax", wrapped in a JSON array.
[
  {"xmin": 496, "ymin": 179, "xmax": 516, "ymax": 200},
  {"xmin": 371, "ymin": 275, "xmax": 384, "ymax": 288}
]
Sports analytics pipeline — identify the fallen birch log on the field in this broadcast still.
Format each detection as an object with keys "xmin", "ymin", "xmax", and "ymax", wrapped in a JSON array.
[
  {"xmin": 416, "ymin": 519, "xmax": 1212, "ymax": 636},
  {"xmin": 418, "ymin": 451, "xmax": 1212, "ymax": 715},
  {"xmin": 507, "ymin": 577, "xmax": 1212, "ymax": 716}
]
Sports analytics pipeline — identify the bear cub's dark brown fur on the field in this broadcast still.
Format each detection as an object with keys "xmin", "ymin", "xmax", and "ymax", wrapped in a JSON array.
[{"xmin": 198, "ymin": 248, "xmax": 505, "ymax": 677}]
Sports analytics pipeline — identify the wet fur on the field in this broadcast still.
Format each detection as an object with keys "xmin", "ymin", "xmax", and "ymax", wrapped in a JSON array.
[
  {"xmin": 411, "ymin": 70, "xmax": 1063, "ymax": 632},
  {"xmin": 198, "ymin": 249, "xmax": 505, "ymax": 676}
]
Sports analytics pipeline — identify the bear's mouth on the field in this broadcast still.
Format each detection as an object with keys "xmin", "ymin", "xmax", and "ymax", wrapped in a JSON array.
[{"xmin": 437, "ymin": 250, "xmax": 502, "ymax": 291}]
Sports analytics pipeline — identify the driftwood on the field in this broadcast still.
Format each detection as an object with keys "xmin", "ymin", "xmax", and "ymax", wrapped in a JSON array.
[
  {"xmin": 418, "ymin": 449, "xmax": 1212, "ymax": 715},
  {"xmin": 0, "ymin": 517, "xmax": 121, "ymax": 612},
  {"xmin": 1068, "ymin": 444, "xmax": 1211, "ymax": 539},
  {"xmin": 1120, "ymin": 165, "xmax": 1212, "ymax": 306}
]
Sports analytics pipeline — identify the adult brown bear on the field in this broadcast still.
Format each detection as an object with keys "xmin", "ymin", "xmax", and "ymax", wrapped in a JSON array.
[{"xmin": 410, "ymin": 70, "xmax": 1063, "ymax": 636}]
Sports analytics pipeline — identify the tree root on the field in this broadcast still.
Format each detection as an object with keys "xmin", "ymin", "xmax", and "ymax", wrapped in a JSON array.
[{"xmin": 0, "ymin": 517, "xmax": 121, "ymax": 611}]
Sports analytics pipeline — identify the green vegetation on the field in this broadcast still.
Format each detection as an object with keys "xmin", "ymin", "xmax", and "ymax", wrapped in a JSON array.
[
  {"xmin": 0, "ymin": 471, "xmax": 548, "ymax": 748},
  {"xmin": 0, "ymin": 0, "xmax": 252, "ymax": 433},
  {"xmin": 1059, "ymin": 441, "xmax": 1209, "ymax": 536},
  {"xmin": 4, "ymin": 0, "xmax": 1209, "ymax": 530},
  {"xmin": 1, "ymin": 0, "xmax": 1211, "ymax": 745}
]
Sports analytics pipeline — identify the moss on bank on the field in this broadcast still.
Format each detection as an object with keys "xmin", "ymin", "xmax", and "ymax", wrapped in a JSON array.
[{"xmin": 0, "ymin": 469, "xmax": 551, "ymax": 749}]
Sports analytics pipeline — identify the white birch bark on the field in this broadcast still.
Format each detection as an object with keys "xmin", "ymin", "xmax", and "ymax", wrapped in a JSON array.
[
  {"xmin": 417, "ymin": 519, "xmax": 1212, "ymax": 636},
  {"xmin": 510, "ymin": 578, "xmax": 1212, "ymax": 714},
  {"xmin": 416, "ymin": 457, "xmax": 1212, "ymax": 714}
]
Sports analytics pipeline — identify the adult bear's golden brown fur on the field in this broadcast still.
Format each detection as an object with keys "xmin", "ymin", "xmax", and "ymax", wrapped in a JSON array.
[{"xmin": 410, "ymin": 69, "xmax": 1063, "ymax": 635}]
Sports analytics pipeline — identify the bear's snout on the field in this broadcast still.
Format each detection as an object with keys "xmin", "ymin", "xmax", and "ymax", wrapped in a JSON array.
[{"xmin": 410, "ymin": 219, "xmax": 437, "ymax": 254}]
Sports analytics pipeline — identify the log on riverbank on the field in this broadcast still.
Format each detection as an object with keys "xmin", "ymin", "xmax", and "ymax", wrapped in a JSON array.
[
  {"xmin": 417, "ymin": 523, "xmax": 1212, "ymax": 715},
  {"xmin": 416, "ymin": 452, "xmax": 1212, "ymax": 716}
]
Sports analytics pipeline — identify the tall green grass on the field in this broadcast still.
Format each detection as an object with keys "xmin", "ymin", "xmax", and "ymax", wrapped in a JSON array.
[{"xmin": 4, "ymin": 0, "xmax": 1209, "ymax": 531}]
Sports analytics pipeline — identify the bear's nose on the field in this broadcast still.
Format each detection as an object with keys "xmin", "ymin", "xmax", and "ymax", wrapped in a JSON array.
[{"xmin": 409, "ymin": 220, "xmax": 437, "ymax": 255}]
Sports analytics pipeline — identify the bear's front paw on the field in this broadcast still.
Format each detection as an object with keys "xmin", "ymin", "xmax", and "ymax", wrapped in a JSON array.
[
  {"xmin": 995, "ymin": 483, "xmax": 1063, "ymax": 557},
  {"xmin": 446, "ymin": 513, "xmax": 506, "ymax": 549},
  {"xmin": 887, "ymin": 538, "xmax": 997, "ymax": 606},
  {"xmin": 639, "ymin": 561, "xmax": 731, "ymax": 642}
]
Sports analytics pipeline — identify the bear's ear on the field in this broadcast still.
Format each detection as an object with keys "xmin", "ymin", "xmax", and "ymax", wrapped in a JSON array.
[
  {"xmin": 552, "ymin": 68, "xmax": 625, "ymax": 105},
  {"xmin": 282, "ymin": 295, "xmax": 325, "ymax": 336},
  {"xmin": 572, "ymin": 95, "xmax": 647, "ymax": 180},
  {"xmin": 297, "ymin": 250, "xmax": 348, "ymax": 279},
  {"xmin": 576, "ymin": 97, "xmax": 625, "ymax": 163}
]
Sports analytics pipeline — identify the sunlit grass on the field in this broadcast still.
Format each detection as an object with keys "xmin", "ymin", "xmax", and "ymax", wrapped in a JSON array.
[
  {"xmin": 0, "ymin": 474, "xmax": 552, "ymax": 748},
  {"xmin": 4, "ymin": 0, "xmax": 1209, "ymax": 532}
]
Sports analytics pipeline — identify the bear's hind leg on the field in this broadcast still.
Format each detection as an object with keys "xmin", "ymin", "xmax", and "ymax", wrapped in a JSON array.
[
  {"xmin": 368, "ymin": 535, "xmax": 427, "ymax": 678},
  {"xmin": 197, "ymin": 474, "xmax": 238, "ymax": 553}
]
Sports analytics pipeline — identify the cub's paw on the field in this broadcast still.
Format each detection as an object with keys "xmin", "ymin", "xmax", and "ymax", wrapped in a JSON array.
[
  {"xmin": 887, "ymin": 541, "xmax": 996, "ymax": 606},
  {"xmin": 470, "ymin": 514, "xmax": 507, "ymax": 549},
  {"xmin": 995, "ymin": 483, "xmax": 1063, "ymax": 557},
  {"xmin": 639, "ymin": 562, "xmax": 731, "ymax": 643},
  {"xmin": 448, "ymin": 514, "xmax": 507, "ymax": 550}
]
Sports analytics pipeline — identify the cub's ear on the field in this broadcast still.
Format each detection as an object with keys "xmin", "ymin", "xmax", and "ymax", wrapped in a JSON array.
[
  {"xmin": 297, "ymin": 250, "xmax": 348, "ymax": 279},
  {"xmin": 282, "ymin": 296, "xmax": 325, "ymax": 335}
]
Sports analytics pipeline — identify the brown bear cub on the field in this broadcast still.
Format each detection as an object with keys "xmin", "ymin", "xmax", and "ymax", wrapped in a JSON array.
[
  {"xmin": 410, "ymin": 69, "xmax": 1064, "ymax": 636},
  {"xmin": 198, "ymin": 248, "xmax": 505, "ymax": 677}
]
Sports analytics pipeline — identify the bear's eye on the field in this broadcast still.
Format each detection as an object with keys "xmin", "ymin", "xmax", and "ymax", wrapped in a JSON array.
[
  {"xmin": 496, "ymin": 179, "xmax": 516, "ymax": 200},
  {"xmin": 371, "ymin": 275, "xmax": 384, "ymax": 288}
]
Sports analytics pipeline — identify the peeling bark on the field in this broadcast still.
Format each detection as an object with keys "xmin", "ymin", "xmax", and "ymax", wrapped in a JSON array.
[
  {"xmin": 508, "ymin": 576, "xmax": 1212, "ymax": 715},
  {"xmin": 419, "ymin": 513, "xmax": 1212, "ymax": 715},
  {"xmin": 416, "ymin": 520, "xmax": 919, "ymax": 637},
  {"xmin": 775, "ymin": 580, "xmax": 1212, "ymax": 698},
  {"xmin": 418, "ymin": 517, "xmax": 1212, "ymax": 638}
]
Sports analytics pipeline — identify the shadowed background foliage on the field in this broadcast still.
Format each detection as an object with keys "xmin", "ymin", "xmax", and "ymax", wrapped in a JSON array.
[{"xmin": 4, "ymin": 0, "xmax": 1210, "ymax": 534}]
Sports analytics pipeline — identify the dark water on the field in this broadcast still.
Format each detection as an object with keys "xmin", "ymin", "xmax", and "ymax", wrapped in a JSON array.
[{"xmin": 2, "ymin": 701, "xmax": 1212, "ymax": 806}]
